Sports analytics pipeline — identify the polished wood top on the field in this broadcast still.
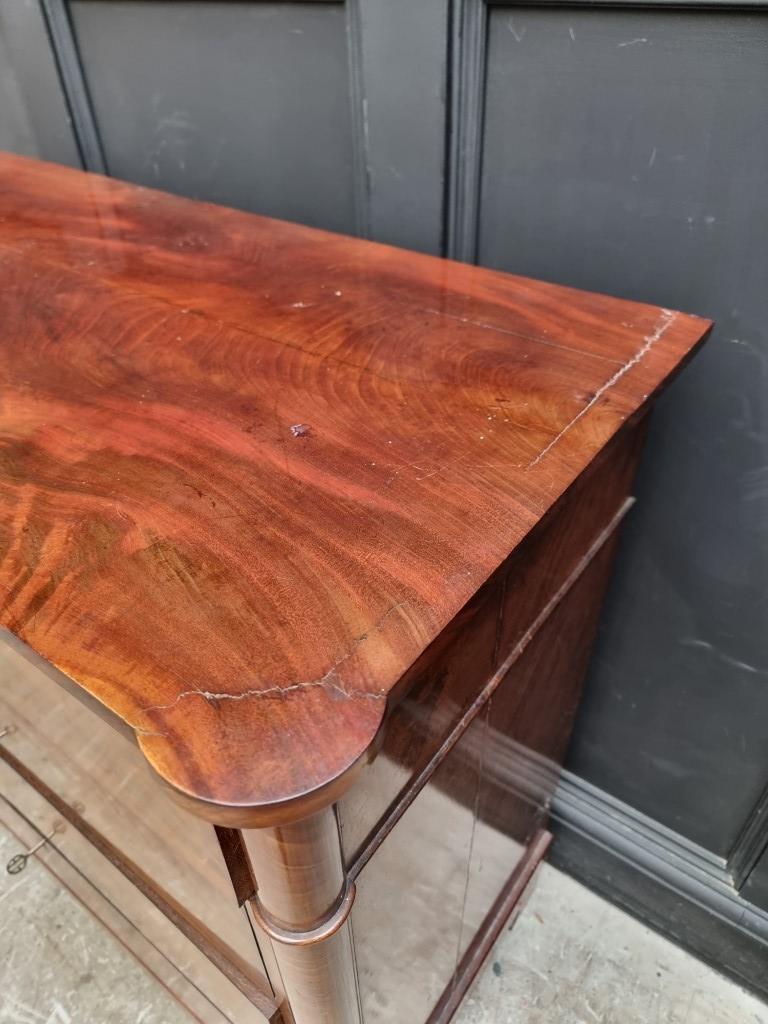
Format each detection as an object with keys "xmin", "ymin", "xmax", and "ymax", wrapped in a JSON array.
[{"xmin": 0, "ymin": 153, "xmax": 711, "ymax": 824}]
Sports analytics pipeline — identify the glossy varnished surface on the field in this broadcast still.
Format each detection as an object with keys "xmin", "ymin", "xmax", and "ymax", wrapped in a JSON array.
[{"xmin": 0, "ymin": 154, "xmax": 711, "ymax": 822}]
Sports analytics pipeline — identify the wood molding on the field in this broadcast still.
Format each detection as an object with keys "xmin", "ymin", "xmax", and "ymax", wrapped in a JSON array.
[
  {"xmin": 344, "ymin": 0, "xmax": 371, "ymax": 239},
  {"xmin": 445, "ymin": 0, "xmax": 487, "ymax": 262},
  {"xmin": 727, "ymin": 781, "xmax": 768, "ymax": 890},
  {"xmin": 0, "ymin": 780, "xmax": 266, "ymax": 1024},
  {"xmin": 552, "ymin": 770, "xmax": 768, "ymax": 945},
  {"xmin": 39, "ymin": 0, "xmax": 106, "ymax": 172}
]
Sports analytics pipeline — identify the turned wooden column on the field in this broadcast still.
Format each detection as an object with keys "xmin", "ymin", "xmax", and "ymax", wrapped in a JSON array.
[{"xmin": 242, "ymin": 809, "xmax": 361, "ymax": 1024}]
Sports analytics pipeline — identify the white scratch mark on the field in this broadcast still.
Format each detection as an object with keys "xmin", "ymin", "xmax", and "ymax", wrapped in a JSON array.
[
  {"xmin": 290, "ymin": 301, "xmax": 313, "ymax": 309},
  {"xmin": 648, "ymin": 147, "xmax": 657, "ymax": 168},
  {"xmin": 386, "ymin": 458, "xmax": 435, "ymax": 486},
  {"xmin": 679, "ymin": 638, "xmax": 767, "ymax": 676},
  {"xmin": 360, "ymin": 95, "xmax": 374, "ymax": 190},
  {"xmin": 618, "ymin": 37, "xmax": 648, "ymax": 47},
  {"xmin": 507, "ymin": 17, "xmax": 526, "ymax": 42},
  {"xmin": 528, "ymin": 308, "xmax": 677, "ymax": 468},
  {"xmin": 569, "ymin": 26, "xmax": 576, "ymax": 41}
]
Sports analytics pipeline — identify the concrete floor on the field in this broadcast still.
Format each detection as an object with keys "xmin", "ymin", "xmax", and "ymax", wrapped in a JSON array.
[
  {"xmin": 1, "ymin": 820, "xmax": 765, "ymax": 1024},
  {"xmin": 0, "ymin": 824, "xmax": 190, "ymax": 1024},
  {"xmin": 456, "ymin": 864, "xmax": 768, "ymax": 1024}
]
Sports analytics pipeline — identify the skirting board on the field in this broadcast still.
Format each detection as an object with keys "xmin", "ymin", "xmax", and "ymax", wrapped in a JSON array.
[{"xmin": 550, "ymin": 770, "xmax": 768, "ymax": 1000}]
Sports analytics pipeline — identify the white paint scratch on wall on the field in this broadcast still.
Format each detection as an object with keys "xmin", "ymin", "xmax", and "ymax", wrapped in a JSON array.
[
  {"xmin": 680, "ymin": 638, "xmax": 767, "ymax": 677},
  {"xmin": 507, "ymin": 17, "xmax": 526, "ymax": 43}
]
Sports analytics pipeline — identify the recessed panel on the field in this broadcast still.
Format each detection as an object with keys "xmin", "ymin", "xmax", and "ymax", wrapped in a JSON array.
[
  {"xmin": 480, "ymin": 7, "xmax": 768, "ymax": 854},
  {"xmin": 480, "ymin": 9, "xmax": 768, "ymax": 299},
  {"xmin": 70, "ymin": 0, "xmax": 356, "ymax": 232}
]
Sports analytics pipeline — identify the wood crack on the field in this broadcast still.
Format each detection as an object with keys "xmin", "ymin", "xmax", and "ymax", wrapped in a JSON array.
[
  {"xmin": 135, "ymin": 601, "xmax": 407, "ymax": 726},
  {"xmin": 141, "ymin": 676, "xmax": 387, "ymax": 716},
  {"xmin": 527, "ymin": 309, "xmax": 677, "ymax": 468}
]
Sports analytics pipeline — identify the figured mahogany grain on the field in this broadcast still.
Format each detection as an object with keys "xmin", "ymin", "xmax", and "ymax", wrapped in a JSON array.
[{"xmin": 0, "ymin": 154, "xmax": 712, "ymax": 824}]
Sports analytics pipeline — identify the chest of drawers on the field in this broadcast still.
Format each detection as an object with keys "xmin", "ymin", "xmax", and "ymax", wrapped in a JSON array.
[{"xmin": 0, "ymin": 153, "xmax": 710, "ymax": 1023}]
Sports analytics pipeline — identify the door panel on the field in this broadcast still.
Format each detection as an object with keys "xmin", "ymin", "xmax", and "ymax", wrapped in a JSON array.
[
  {"xmin": 0, "ymin": 2, "xmax": 79, "ymax": 164},
  {"xmin": 69, "ymin": 0, "xmax": 358, "ymax": 232},
  {"xmin": 66, "ymin": 0, "xmax": 449, "ymax": 252},
  {"xmin": 356, "ymin": 0, "xmax": 448, "ymax": 253},
  {"xmin": 477, "ymin": 6, "xmax": 768, "ymax": 855}
]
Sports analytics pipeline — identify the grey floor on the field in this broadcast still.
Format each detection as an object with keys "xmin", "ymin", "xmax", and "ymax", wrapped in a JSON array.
[
  {"xmin": 0, "ymin": 821, "xmax": 765, "ymax": 1024},
  {"xmin": 0, "ymin": 824, "xmax": 190, "ymax": 1024}
]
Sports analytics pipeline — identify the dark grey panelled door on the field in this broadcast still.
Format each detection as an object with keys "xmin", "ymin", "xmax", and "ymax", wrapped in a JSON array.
[
  {"xmin": 458, "ymin": 1, "xmax": 768, "ymax": 969},
  {"xmin": 1, "ymin": 0, "xmax": 767, "ymax": 993},
  {"xmin": 72, "ymin": 0, "xmax": 364, "ymax": 232},
  {"xmin": 32, "ymin": 0, "xmax": 449, "ymax": 254},
  {"xmin": 469, "ymin": 4, "xmax": 768, "ymax": 851},
  {"xmin": 0, "ymin": 1, "xmax": 79, "ymax": 165}
]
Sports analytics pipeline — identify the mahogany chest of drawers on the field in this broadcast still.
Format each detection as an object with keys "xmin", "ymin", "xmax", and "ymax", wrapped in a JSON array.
[{"xmin": 0, "ymin": 153, "xmax": 710, "ymax": 1023}]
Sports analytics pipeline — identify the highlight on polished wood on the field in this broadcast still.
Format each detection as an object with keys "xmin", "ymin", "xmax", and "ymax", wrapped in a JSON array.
[{"xmin": 0, "ymin": 153, "xmax": 712, "ymax": 1023}]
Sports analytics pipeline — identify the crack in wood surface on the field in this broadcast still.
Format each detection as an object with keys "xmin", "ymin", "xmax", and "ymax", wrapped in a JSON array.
[
  {"xmin": 136, "ymin": 601, "xmax": 407, "ymax": 724},
  {"xmin": 141, "ymin": 677, "xmax": 387, "ymax": 716},
  {"xmin": 527, "ymin": 309, "xmax": 677, "ymax": 468}
]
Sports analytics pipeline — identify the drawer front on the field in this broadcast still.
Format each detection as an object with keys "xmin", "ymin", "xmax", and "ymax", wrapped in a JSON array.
[
  {"xmin": 0, "ymin": 640, "xmax": 275, "ymax": 1023},
  {"xmin": 339, "ymin": 416, "xmax": 646, "ymax": 864},
  {"xmin": 350, "ymin": 534, "xmax": 620, "ymax": 1022}
]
